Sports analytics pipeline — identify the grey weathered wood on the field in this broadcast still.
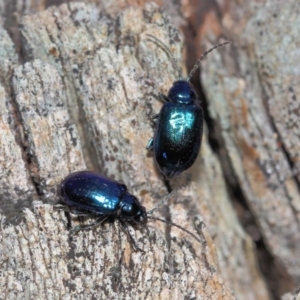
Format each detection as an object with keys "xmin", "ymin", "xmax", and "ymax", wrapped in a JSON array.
[
  {"xmin": 0, "ymin": 2, "xmax": 235, "ymax": 299},
  {"xmin": 0, "ymin": 27, "xmax": 37, "ymax": 217},
  {"xmin": 282, "ymin": 289, "xmax": 300, "ymax": 300},
  {"xmin": 0, "ymin": 202, "xmax": 234, "ymax": 299},
  {"xmin": 12, "ymin": 60, "xmax": 86, "ymax": 200},
  {"xmin": 1, "ymin": 0, "xmax": 299, "ymax": 299},
  {"xmin": 201, "ymin": 0, "xmax": 300, "ymax": 294}
]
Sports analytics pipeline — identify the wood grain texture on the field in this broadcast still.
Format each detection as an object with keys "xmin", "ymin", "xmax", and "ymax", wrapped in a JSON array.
[
  {"xmin": 200, "ymin": 0, "xmax": 300, "ymax": 297},
  {"xmin": 0, "ymin": 0, "xmax": 299, "ymax": 299},
  {"xmin": 0, "ymin": 203, "xmax": 233, "ymax": 299},
  {"xmin": 0, "ymin": 2, "xmax": 234, "ymax": 299},
  {"xmin": 0, "ymin": 25, "xmax": 37, "ymax": 218},
  {"xmin": 282, "ymin": 289, "xmax": 300, "ymax": 300}
]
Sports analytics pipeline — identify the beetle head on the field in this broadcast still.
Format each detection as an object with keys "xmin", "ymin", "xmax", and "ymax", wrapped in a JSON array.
[{"xmin": 121, "ymin": 193, "xmax": 148, "ymax": 224}]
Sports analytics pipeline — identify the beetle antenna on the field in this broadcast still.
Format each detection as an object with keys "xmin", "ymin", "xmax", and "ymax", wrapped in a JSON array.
[
  {"xmin": 146, "ymin": 34, "xmax": 182, "ymax": 80},
  {"xmin": 147, "ymin": 190, "xmax": 177, "ymax": 215},
  {"xmin": 147, "ymin": 216, "xmax": 201, "ymax": 243},
  {"xmin": 187, "ymin": 41, "xmax": 231, "ymax": 82}
]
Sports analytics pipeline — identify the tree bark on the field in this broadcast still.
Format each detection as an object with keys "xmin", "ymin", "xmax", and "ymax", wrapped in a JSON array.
[
  {"xmin": 0, "ymin": 2, "xmax": 233, "ymax": 299},
  {"xmin": 200, "ymin": 0, "xmax": 300, "ymax": 298},
  {"xmin": 0, "ymin": 0, "xmax": 298, "ymax": 299}
]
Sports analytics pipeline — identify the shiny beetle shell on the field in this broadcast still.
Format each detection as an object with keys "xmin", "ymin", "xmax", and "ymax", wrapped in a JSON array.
[
  {"xmin": 146, "ymin": 35, "xmax": 230, "ymax": 178},
  {"xmin": 59, "ymin": 171, "xmax": 147, "ymax": 223},
  {"xmin": 149, "ymin": 80, "xmax": 203, "ymax": 178}
]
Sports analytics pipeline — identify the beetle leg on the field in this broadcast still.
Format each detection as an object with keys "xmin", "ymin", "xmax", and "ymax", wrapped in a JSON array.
[
  {"xmin": 54, "ymin": 204, "xmax": 68, "ymax": 211},
  {"xmin": 146, "ymin": 138, "xmax": 154, "ymax": 150},
  {"xmin": 158, "ymin": 92, "xmax": 169, "ymax": 103},
  {"xmin": 150, "ymin": 113, "xmax": 159, "ymax": 125},
  {"xmin": 70, "ymin": 215, "xmax": 108, "ymax": 234},
  {"xmin": 118, "ymin": 218, "xmax": 145, "ymax": 253},
  {"xmin": 151, "ymin": 113, "xmax": 159, "ymax": 119},
  {"xmin": 54, "ymin": 204, "xmax": 91, "ymax": 216}
]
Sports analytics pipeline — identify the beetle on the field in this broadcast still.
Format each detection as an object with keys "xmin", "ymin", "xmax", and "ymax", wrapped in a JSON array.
[
  {"xmin": 56, "ymin": 170, "xmax": 200, "ymax": 252},
  {"xmin": 146, "ymin": 35, "xmax": 230, "ymax": 178}
]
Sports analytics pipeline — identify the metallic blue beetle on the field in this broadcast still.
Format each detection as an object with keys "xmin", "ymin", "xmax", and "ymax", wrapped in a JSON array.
[
  {"xmin": 146, "ymin": 35, "xmax": 230, "ymax": 178},
  {"xmin": 57, "ymin": 171, "xmax": 200, "ymax": 252}
]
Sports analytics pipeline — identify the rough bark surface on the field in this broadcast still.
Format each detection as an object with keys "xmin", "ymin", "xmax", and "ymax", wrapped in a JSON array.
[
  {"xmin": 0, "ymin": 2, "xmax": 234, "ymax": 299},
  {"xmin": 200, "ymin": 0, "xmax": 300, "ymax": 297},
  {"xmin": 0, "ymin": 0, "xmax": 298, "ymax": 300},
  {"xmin": 282, "ymin": 289, "xmax": 300, "ymax": 300}
]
